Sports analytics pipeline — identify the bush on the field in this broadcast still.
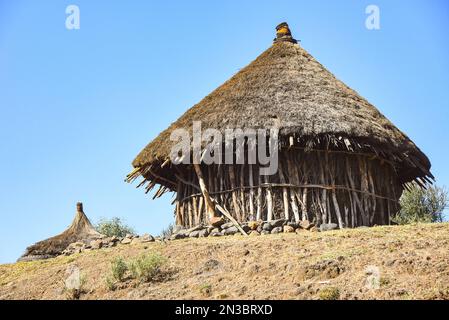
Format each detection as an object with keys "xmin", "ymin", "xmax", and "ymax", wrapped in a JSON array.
[
  {"xmin": 105, "ymin": 276, "xmax": 116, "ymax": 291},
  {"xmin": 394, "ymin": 183, "xmax": 448, "ymax": 225},
  {"xmin": 95, "ymin": 217, "xmax": 135, "ymax": 237},
  {"xmin": 128, "ymin": 252, "xmax": 166, "ymax": 282},
  {"xmin": 319, "ymin": 287, "xmax": 340, "ymax": 300},
  {"xmin": 111, "ymin": 257, "xmax": 128, "ymax": 282}
]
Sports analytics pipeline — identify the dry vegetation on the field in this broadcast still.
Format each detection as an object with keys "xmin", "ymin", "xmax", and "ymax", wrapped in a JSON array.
[{"xmin": 1, "ymin": 223, "xmax": 449, "ymax": 300}]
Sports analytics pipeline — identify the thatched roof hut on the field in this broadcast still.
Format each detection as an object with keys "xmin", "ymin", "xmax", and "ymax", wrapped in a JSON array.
[
  {"xmin": 18, "ymin": 203, "xmax": 102, "ymax": 261},
  {"xmin": 127, "ymin": 23, "xmax": 432, "ymax": 229}
]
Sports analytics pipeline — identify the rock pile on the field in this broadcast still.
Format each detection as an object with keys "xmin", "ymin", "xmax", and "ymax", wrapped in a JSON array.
[
  {"xmin": 55, "ymin": 219, "xmax": 338, "ymax": 258},
  {"xmin": 61, "ymin": 233, "xmax": 156, "ymax": 255},
  {"xmin": 167, "ymin": 219, "xmax": 326, "ymax": 239}
]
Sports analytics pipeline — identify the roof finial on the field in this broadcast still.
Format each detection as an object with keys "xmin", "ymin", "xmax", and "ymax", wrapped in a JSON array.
[
  {"xmin": 76, "ymin": 202, "xmax": 83, "ymax": 212},
  {"xmin": 274, "ymin": 22, "xmax": 297, "ymax": 44}
]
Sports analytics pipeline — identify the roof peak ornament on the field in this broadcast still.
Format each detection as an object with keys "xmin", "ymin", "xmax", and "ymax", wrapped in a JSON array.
[{"xmin": 274, "ymin": 22, "xmax": 297, "ymax": 44}]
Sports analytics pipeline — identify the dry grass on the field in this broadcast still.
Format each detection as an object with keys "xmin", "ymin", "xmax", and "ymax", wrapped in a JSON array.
[{"xmin": 1, "ymin": 223, "xmax": 449, "ymax": 300}]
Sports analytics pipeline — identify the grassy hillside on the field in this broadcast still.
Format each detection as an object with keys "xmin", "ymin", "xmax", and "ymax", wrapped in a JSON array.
[{"xmin": 1, "ymin": 223, "xmax": 449, "ymax": 300}]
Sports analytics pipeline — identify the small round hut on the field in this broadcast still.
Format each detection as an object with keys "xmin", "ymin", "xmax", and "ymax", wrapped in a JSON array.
[{"xmin": 127, "ymin": 23, "xmax": 432, "ymax": 229}]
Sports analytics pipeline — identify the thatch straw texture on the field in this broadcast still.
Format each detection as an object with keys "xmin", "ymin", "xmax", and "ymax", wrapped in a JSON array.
[
  {"xmin": 18, "ymin": 203, "xmax": 102, "ymax": 261},
  {"xmin": 132, "ymin": 40, "xmax": 432, "ymax": 185}
]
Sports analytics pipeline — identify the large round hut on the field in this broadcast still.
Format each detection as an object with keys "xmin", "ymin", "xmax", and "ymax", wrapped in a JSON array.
[{"xmin": 127, "ymin": 23, "xmax": 432, "ymax": 229}]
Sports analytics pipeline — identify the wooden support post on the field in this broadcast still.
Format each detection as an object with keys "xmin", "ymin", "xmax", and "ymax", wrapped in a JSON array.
[
  {"xmin": 240, "ymin": 165, "xmax": 246, "ymax": 220},
  {"xmin": 228, "ymin": 166, "xmax": 242, "ymax": 221},
  {"xmin": 265, "ymin": 174, "xmax": 273, "ymax": 221},
  {"xmin": 248, "ymin": 164, "xmax": 255, "ymax": 219},
  {"xmin": 214, "ymin": 202, "xmax": 248, "ymax": 236},
  {"xmin": 193, "ymin": 163, "xmax": 216, "ymax": 221},
  {"xmin": 278, "ymin": 160, "xmax": 290, "ymax": 221}
]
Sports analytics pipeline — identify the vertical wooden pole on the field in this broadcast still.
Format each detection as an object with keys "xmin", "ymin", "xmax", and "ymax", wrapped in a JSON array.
[
  {"xmin": 228, "ymin": 166, "xmax": 242, "ymax": 221},
  {"xmin": 265, "ymin": 174, "xmax": 273, "ymax": 221},
  {"xmin": 240, "ymin": 165, "xmax": 246, "ymax": 220},
  {"xmin": 248, "ymin": 164, "xmax": 255, "ymax": 219},
  {"xmin": 193, "ymin": 163, "xmax": 216, "ymax": 222},
  {"xmin": 256, "ymin": 174, "xmax": 262, "ymax": 221},
  {"xmin": 278, "ymin": 159, "xmax": 290, "ymax": 221}
]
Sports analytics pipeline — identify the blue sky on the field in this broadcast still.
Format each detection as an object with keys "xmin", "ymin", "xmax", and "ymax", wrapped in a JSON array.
[{"xmin": 0, "ymin": 0, "xmax": 448, "ymax": 263}]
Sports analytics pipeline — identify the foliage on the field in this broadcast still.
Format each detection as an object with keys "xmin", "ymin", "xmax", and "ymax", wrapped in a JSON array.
[
  {"xmin": 104, "ymin": 276, "xmax": 116, "ymax": 291},
  {"xmin": 95, "ymin": 217, "xmax": 135, "ymax": 238},
  {"xmin": 128, "ymin": 252, "xmax": 166, "ymax": 282},
  {"xmin": 394, "ymin": 184, "xmax": 448, "ymax": 225},
  {"xmin": 319, "ymin": 287, "xmax": 340, "ymax": 300},
  {"xmin": 110, "ymin": 257, "xmax": 128, "ymax": 282}
]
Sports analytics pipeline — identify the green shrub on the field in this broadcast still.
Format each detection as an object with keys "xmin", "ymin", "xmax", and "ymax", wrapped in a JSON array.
[
  {"xmin": 104, "ymin": 257, "xmax": 128, "ymax": 291},
  {"xmin": 128, "ymin": 252, "xmax": 166, "ymax": 282},
  {"xmin": 105, "ymin": 276, "xmax": 116, "ymax": 291},
  {"xmin": 111, "ymin": 257, "xmax": 128, "ymax": 282},
  {"xmin": 95, "ymin": 217, "xmax": 135, "ymax": 237},
  {"xmin": 394, "ymin": 183, "xmax": 447, "ymax": 225},
  {"xmin": 319, "ymin": 287, "xmax": 340, "ymax": 300}
]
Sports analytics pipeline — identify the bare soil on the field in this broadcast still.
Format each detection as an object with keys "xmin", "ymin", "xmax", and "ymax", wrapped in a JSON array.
[{"xmin": 1, "ymin": 223, "xmax": 449, "ymax": 300}]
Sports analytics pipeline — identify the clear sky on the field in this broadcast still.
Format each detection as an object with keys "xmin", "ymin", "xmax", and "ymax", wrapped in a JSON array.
[{"xmin": 0, "ymin": 0, "xmax": 448, "ymax": 263}]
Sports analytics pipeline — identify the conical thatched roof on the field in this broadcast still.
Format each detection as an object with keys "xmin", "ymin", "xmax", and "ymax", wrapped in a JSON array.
[
  {"xmin": 131, "ymin": 24, "xmax": 432, "ymax": 186},
  {"xmin": 18, "ymin": 203, "xmax": 103, "ymax": 262}
]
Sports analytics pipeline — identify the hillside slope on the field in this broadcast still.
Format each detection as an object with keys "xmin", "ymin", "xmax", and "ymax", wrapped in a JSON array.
[{"xmin": 1, "ymin": 223, "xmax": 449, "ymax": 300}]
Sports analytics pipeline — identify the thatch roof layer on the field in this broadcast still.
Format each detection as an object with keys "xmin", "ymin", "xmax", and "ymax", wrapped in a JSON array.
[
  {"xmin": 18, "ymin": 203, "xmax": 102, "ymax": 261},
  {"xmin": 132, "ymin": 34, "xmax": 431, "ymax": 184}
]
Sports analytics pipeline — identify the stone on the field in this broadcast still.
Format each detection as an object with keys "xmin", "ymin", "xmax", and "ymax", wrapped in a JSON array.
[
  {"xmin": 125, "ymin": 233, "xmax": 133, "ymax": 239},
  {"xmin": 224, "ymin": 226, "xmax": 239, "ymax": 235},
  {"xmin": 319, "ymin": 223, "xmax": 338, "ymax": 232},
  {"xmin": 89, "ymin": 239, "xmax": 103, "ymax": 250},
  {"xmin": 109, "ymin": 236, "xmax": 119, "ymax": 243},
  {"xmin": 283, "ymin": 225, "xmax": 295, "ymax": 233},
  {"xmin": 262, "ymin": 223, "xmax": 273, "ymax": 232},
  {"xmin": 271, "ymin": 226, "xmax": 283, "ymax": 234},
  {"xmin": 270, "ymin": 219, "xmax": 286, "ymax": 228},
  {"xmin": 170, "ymin": 233, "xmax": 186, "ymax": 240},
  {"xmin": 209, "ymin": 231, "xmax": 222, "ymax": 237},
  {"xmin": 121, "ymin": 238, "xmax": 132, "ymax": 245},
  {"xmin": 211, "ymin": 228, "xmax": 220, "ymax": 233},
  {"xmin": 256, "ymin": 225, "xmax": 263, "ymax": 233},
  {"xmin": 198, "ymin": 228, "xmax": 210, "ymax": 238},
  {"xmin": 70, "ymin": 241, "xmax": 85, "ymax": 248},
  {"xmin": 210, "ymin": 216, "xmax": 225, "ymax": 228},
  {"xmin": 189, "ymin": 230, "xmax": 200, "ymax": 238},
  {"xmin": 295, "ymin": 228, "xmax": 302, "ymax": 234},
  {"xmin": 220, "ymin": 222, "xmax": 235, "ymax": 230},
  {"xmin": 249, "ymin": 230, "xmax": 260, "ymax": 236},
  {"xmin": 140, "ymin": 233, "xmax": 155, "ymax": 242},
  {"xmin": 178, "ymin": 225, "xmax": 203, "ymax": 236},
  {"xmin": 242, "ymin": 225, "xmax": 251, "ymax": 233},
  {"xmin": 287, "ymin": 221, "xmax": 299, "ymax": 229},
  {"xmin": 261, "ymin": 230, "xmax": 271, "ymax": 235},
  {"xmin": 247, "ymin": 221, "xmax": 260, "ymax": 230},
  {"xmin": 309, "ymin": 226, "xmax": 318, "ymax": 232},
  {"xmin": 299, "ymin": 220, "xmax": 314, "ymax": 230}
]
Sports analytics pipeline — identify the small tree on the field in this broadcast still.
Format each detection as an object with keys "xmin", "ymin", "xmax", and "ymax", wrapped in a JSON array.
[
  {"xmin": 394, "ymin": 183, "xmax": 448, "ymax": 224},
  {"xmin": 95, "ymin": 217, "xmax": 135, "ymax": 237}
]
